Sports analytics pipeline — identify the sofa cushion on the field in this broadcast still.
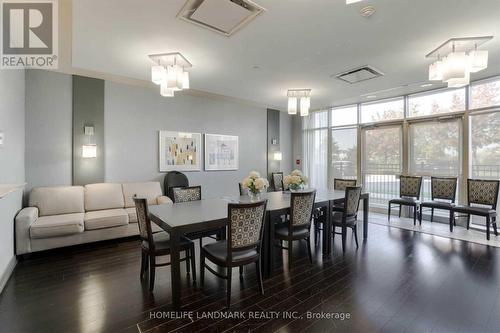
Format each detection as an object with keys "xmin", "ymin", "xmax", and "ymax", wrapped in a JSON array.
[
  {"xmin": 85, "ymin": 183, "xmax": 124, "ymax": 211},
  {"xmin": 30, "ymin": 186, "xmax": 84, "ymax": 217},
  {"xmin": 122, "ymin": 182, "xmax": 163, "ymax": 208},
  {"xmin": 30, "ymin": 213, "xmax": 85, "ymax": 239},
  {"xmin": 84, "ymin": 209, "xmax": 128, "ymax": 230},
  {"xmin": 126, "ymin": 207, "xmax": 138, "ymax": 223}
]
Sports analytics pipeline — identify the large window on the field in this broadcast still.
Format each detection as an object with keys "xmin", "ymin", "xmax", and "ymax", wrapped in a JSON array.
[
  {"xmin": 303, "ymin": 110, "xmax": 328, "ymax": 190},
  {"xmin": 470, "ymin": 112, "xmax": 500, "ymax": 179},
  {"xmin": 331, "ymin": 105, "xmax": 357, "ymax": 126},
  {"xmin": 360, "ymin": 98, "xmax": 404, "ymax": 123},
  {"xmin": 362, "ymin": 126, "xmax": 402, "ymax": 206},
  {"xmin": 408, "ymin": 88, "xmax": 465, "ymax": 117},
  {"xmin": 331, "ymin": 128, "xmax": 357, "ymax": 181},
  {"xmin": 470, "ymin": 78, "xmax": 500, "ymax": 110}
]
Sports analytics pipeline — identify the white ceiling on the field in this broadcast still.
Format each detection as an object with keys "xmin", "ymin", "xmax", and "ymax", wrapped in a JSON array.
[{"xmin": 72, "ymin": 0, "xmax": 500, "ymax": 110}]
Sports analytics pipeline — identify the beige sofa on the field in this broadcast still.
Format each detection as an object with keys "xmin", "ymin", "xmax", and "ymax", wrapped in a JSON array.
[{"xmin": 15, "ymin": 182, "xmax": 172, "ymax": 255}]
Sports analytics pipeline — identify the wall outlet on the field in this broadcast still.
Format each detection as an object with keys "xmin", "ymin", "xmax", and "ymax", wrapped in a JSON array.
[{"xmin": 0, "ymin": 131, "xmax": 4, "ymax": 147}]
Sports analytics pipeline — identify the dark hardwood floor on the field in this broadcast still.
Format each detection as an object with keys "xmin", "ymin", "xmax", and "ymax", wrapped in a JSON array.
[{"xmin": 2, "ymin": 223, "xmax": 500, "ymax": 333}]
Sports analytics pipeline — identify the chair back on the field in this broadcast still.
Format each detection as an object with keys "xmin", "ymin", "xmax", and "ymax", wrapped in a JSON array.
[
  {"xmin": 238, "ymin": 182, "xmax": 245, "ymax": 196},
  {"xmin": 164, "ymin": 171, "xmax": 189, "ymax": 201},
  {"xmin": 290, "ymin": 190, "xmax": 316, "ymax": 227},
  {"xmin": 343, "ymin": 186, "xmax": 362, "ymax": 217},
  {"xmin": 431, "ymin": 177, "xmax": 458, "ymax": 202},
  {"xmin": 467, "ymin": 179, "xmax": 500, "ymax": 208},
  {"xmin": 133, "ymin": 198, "xmax": 154, "ymax": 249},
  {"xmin": 172, "ymin": 186, "xmax": 201, "ymax": 203},
  {"xmin": 227, "ymin": 201, "xmax": 267, "ymax": 260},
  {"xmin": 272, "ymin": 172, "xmax": 284, "ymax": 191},
  {"xmin": 334, "ymin": 178, "xmax": 357, "ymax": 191},
  {"xmin": 400, "ymin": 175, "xmax": 422, "ymax": 199}
]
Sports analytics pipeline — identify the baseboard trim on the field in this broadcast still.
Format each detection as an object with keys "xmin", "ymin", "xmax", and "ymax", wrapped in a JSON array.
[{"xmin": 0, "ymin": 256, "xmax": 17, "ymax": 294}]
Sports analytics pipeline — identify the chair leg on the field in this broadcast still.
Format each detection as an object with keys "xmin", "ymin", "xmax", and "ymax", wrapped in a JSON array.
[
  {"xmin": 419, "ymin": 206, "xmax": 423, "ymax": 225},
  {"xmin": 306, "ymin": 237, "xmax": 313, "ymax": 264},
  {"xmin": 185, "ymin": 249, "xmax": 190, "ymax": 275},
  {"xmin": 413, "ymin": 206, "xmax": 417, "ymax": 226},
  {"xmin": 449, "ymin": 210, "xmax": 454, "ymax": 232},
  {"xmin": 314, "ymin": 221, "xmax": 319, "ymax": 246},
  {"xmin": 149, "ymin": 255, "xmax": 155, "ymax": 292},
  {"xmin": 239, "ymin": 266, "xmax": 244, "ymax": 277},
  {"xmin": 190, "ymin": 244, "xmax": 196, "ymax": 283},
  {"xmin": 353, "ymin": 226, "xmax": 359, "ymax": 249},
  {"xmin": 431, "ymin": 208, "xmax": 434, "ymax": 222},
  {"xmin": 388, "ymin": 203, "xmax": 391, "ymax": 221},
  {"xmin": 226, "ymin": 267, "xmax": 232, "ymax": 308},
  {"xmin": 288, "ymin": 239, "xmax": 293, "ymax": 269},
  {"xmin": 486, "ymin": 216, "xmax": 491, "ymax": 241},
  {"xmin": 399, "ymin": 204, "xmax": 402, "ymax": 218},
  {"xmin": 256, "ymin": 260, "xmax": 264, "ymax": 295},
  {"xmin": 467, "ymin": 215, "xmax": 471, "ymax": 230},
  {"xmin": 493, "ymin": 216, "xmax": 498, "ymax": 236},
  {"xmin": 140, "ymin": 251, "xmax": 146, "ymax": 279},
  {"xmin": 200, "ymin": 251, "xmax": 205, "ymax": 287},
  {"xmin": 341, "ymin": 226, "xmax": 347, "ymax": 253}
]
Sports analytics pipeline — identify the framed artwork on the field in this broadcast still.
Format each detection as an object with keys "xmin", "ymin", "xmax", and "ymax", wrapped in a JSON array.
[
  {"xmin": 204, "ymin": 134, "xmax": 239, "ymax": 171},
  {"xmin": 159, "ymin": 131, "xmax": 201, "ymax": 172}
]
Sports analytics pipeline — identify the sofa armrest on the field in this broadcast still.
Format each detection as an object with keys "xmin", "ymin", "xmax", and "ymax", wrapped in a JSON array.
[
  {"xmin": 157, "ymin": 196, "xmax": 173, "ymax": 205},
  {"xmin": 15, "ymin": 207, "xmax": 39, "ymax": 255}
]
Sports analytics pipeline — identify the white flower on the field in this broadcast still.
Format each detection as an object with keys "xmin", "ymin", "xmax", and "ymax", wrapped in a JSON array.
[
  {"xmin": 302, "ymin": 176, "xmax": 308, "ymax": 184},
  {"xmin": 283, "ymin": 175, "xmax": 293, "ymax": 185},
  {"xmin": 291, "ymin": 169, "xmax": 302, "ymax": 177},
  {"xmin": 249, "ymin": 171, "xmax": 260, "ymax": 179},
  {"xmin": 291, "ymin": 175, "xmax": 302, "ymax": 185},
  {"xmin": 241, "ymin": 178, "xmax": 251, "ymax": 189},
  {"xmin": 254, "ymin": 177, "xmax": 268, "ymax": 190}
]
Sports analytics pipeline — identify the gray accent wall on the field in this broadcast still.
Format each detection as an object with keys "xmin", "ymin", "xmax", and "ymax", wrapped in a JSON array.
[
  {"xmin": 73, "ymin": 76, "xmax": 105, "ymax": 185},
  {"xmin": 267, "ymin": 109, "xmax": 281, "ymax": 181},
  {"xmin": 280, "ymin": 111, "xmax": 293, "ymax": 175},
  {"xmin": 25, "ymin": 70, "xmax": 73, "ymax": 192}
]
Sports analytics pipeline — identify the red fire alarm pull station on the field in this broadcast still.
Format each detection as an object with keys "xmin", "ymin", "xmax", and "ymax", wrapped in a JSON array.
[{"xmin": 296, "ymin": 159, "xmax": 301, "ymax": 165}]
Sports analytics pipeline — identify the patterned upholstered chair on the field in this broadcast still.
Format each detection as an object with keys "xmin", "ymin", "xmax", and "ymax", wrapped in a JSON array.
[
  {"xmin": 388, "ymin": 176, "xmax": 423, "ymax": 225},
  {"xmin": 275, "ymin": 190, "xmax": 316, "ymax": 268},
  {"xmin": 331, "ymin": 186, "xmax": 362, "ymax": 252},
  {"xmin": 134, "ymin": 198, "xmax": 195, "ymax": 292},
  {"xmin": 238, "ymin": 182, "xmax": 245, "ymax": 196},
  {"xmin": 172, "ymin": 186, "xmax": 202, "ymax": 203},
  {"xmin": 334, "ymin": 178, "xmax": 357, "ymax": 190},
  {"xmin": 200, "ymin": 200, "xmax": 267, "ymax": 308},
  {"xmin": 272, "ymin": 172, "xmax": 285, "ymax": 191},
  {"xmin": 451, "ymin": 179, "xmax": 500, "ymax": 240},
  {"xmin": 419, "ymin": 177, "xmax": 457, "ymax": 226},
  {"xmin": 173, "ymin": 186, "xmax": 223, "ymax": 248}
]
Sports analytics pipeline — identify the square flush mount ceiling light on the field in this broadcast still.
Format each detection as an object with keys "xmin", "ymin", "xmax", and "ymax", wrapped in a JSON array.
[
  {"xmin": 149, "ymin": 53, "xmax": 192, "ymax": 97},
  {"xmin": 426, "ymin": 36, "xmax": 493, "ymax": 88}
]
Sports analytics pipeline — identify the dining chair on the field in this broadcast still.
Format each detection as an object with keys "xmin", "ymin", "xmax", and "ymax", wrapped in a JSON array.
[
  {"xmin": 272, "ymin": 172, "xmax": 284, "ymax": 191},
  {"xmin": 388, "ymin": 175, "xmax": 423, "ymax": 225},
  {"xmin": 275, "ymin": 190, "xmax": 316, "ymax": 268},
  {"xmin": 333, "ymin": 178, "xmax": 357, "ymax": 190},
  {"xmin": 238, "ymin": 182, "xmax": 245, "ymax": 196},
  {"xmin": 451, "ymin": 179, "xmax": 499, "ymax": 240},
  {"xmin": 172, "ymin": 186, "xmax": 225, "ymax": 249},
  {"xmin": 200, "ymin": 200, "xmax": 267, "ymax": 308},
  {"xmin": 164, "ymin": 171, "xmax": 189, "ymax": 201},
  {"xmin": 331, "ymin": 186, "xmax": 362, "ymax": 252},
  {"xmin": 419, "ymin": 177, "xmax": 457, "ymax": 225},
  {"xmin": 134, "ymin": 198, "xmax": 195, "ymax": 291}
]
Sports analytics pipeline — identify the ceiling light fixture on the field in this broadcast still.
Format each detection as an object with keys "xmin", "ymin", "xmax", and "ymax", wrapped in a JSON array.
[
  {"xmin": 287, "ymin": 89, "xmax": 312, "ymax": 117},
  {"xmin": 346, "ymin": 0, "xmax": 364, "ymax": 4},
  {"xmin": 426, "ymin": 36, "xmax": 493, "ymax": 88},
  {"xmin": 148, "ymin": 52, "xmax": 192, "ymax": 97}
]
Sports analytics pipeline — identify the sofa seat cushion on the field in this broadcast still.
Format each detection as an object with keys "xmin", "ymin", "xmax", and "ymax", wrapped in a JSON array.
[
  {"xmin": 84, "ymin": 209, "xmax": 129, "ymax": 230},
  {"xmin": 30, "ymin": 213, "xmax": 85, "ymax": 239},
  {"xmin": 126, "ymin": 207, "xmax": 138, "ymax": 223},
  {"xmin": 85, "ymin": 183, "xmax": 124, "ymax": 211}
]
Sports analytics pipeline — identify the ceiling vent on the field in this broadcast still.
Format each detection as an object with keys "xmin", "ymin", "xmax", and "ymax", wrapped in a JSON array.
[
  {"xmin": 334, "ymin": 66, "xmax": 384, "ymax": 84},
  {"xmin": 177, "ymin": 0, "xmax": 266, "ymax": 37}
]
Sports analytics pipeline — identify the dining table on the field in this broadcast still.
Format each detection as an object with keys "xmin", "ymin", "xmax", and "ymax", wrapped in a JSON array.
[{"xmin": 148, "ymin": 189, "xmax": 369, "ymax": 310}]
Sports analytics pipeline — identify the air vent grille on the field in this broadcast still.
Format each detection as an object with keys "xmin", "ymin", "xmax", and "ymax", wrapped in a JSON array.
[
  {"xmin": 177, "ymin": 0, "xmax": 266, "ymax": 37},
  {"xmin": 335, "ymin": 66, "xmax": 384, "ymax": 84}
]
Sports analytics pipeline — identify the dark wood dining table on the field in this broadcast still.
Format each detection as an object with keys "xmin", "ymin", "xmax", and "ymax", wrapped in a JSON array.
[{"xmin": 148, "ymin": 190, "xmax": 369, "ymax": 310}]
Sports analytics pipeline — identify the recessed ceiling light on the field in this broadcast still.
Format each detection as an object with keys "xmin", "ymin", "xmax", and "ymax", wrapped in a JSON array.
[
  {"xmin": 421, "ymin": 83, "xmax": 433, "ymax": 87},
  {"xmin": 366, "ymin": 95, "xmax": 377, "ymax": 99}
]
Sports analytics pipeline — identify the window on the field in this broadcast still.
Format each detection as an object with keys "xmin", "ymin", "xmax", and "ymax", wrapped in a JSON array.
[
  {"xmin": 304, "ymin": 110, "xmax": 328, "ymax": 129},
  {"xmin": 331, "ymin": 128, "xmax": 357, "ymax": 182},
  {"xmin": 331, "ymin": 105, "xmax": 357, "ymax": 126},
  {"xmin": 362, "ymin": 126, "xmax": 402, "ymax": 206},
  {"xmin": 470, "ymin": 112, "xmax": 500, "ymax": 180},
  {"xmin": 303, "ymin": 129, "xmax": 328, "ymax": 190},
  {"xmin": 470, "ymin": 78, "xmax": 500, "ymax": 110},
  {"xmin": 408, "ymin": 88, "xmax": 465, "ymax": 117},
  {"xmin": 360, "ymin": 98, "xmax": 404, "ymax": 123}
]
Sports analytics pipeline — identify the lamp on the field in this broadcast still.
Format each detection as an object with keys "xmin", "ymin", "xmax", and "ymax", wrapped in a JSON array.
[
  {"xmin": 468, "ymin": 50, "xmax": 488, "ymax": 73},
  {"xmin": 300, "ymin": 96, "xmax": 310, "ymax": 117},
  {"xmin": 148, "ymin": 53, "xmax": 192, "ymax": 97},
  {"xmin": 288, "ymin": 97, "xmax": 297, "ymax": 115},
  {"xmin": 274, "ymin": 151, "xmax": 282, "ymax": 161},
  {"xmin": 82, "ymin": 126, "xmax": 97, "ymax": 158},
  {"xmin": 287, "ymin": 89, "xmax": 312, "ymax": 117},
  {"xmin": 151, "ymin": 65, "xmax": 166, "ymax": 85}
]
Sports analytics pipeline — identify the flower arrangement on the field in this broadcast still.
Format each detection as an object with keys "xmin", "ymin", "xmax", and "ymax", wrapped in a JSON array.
[
  {"xmin": 284, "ymin": 170, "xmax": 308, "ymax": 191},
  {"xmin": 241, "ymin": 171, "xmax": 269, "ymax": 199}
]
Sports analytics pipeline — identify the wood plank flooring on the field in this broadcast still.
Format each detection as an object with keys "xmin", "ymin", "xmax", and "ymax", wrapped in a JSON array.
[{"xmin": 1, "ymin": 223, "xmax": 500, "ymax": 332}]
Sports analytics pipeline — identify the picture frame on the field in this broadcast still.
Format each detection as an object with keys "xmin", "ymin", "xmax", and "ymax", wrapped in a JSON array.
[
  {"xmin": 204, "ymin": 134, "xmax": 239, "ymax": 171},
  {"xmin": 159, "ymin": 131, "xmax": 202, "ymax": 172}
]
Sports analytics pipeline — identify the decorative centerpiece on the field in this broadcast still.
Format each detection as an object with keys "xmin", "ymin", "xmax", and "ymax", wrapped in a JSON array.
[
  {"xmin": 284, "ymin": 170, "xmax": 308, "ymax": 191},
  {"xmin": 241, "ymin": 171, "xmax": 269, "ymax": 201}
]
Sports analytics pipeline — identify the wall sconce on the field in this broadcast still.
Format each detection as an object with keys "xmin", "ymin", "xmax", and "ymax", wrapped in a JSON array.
[
  {"xmin": 82, "ymin": 126, "xmax": 97, "ymax": 158},
  {"xmin": 274, "ymin": 151, "xmax": 282, "ymax": 161}
]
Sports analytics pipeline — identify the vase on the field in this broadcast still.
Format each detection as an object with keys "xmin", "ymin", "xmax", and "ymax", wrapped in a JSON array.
[
  {"xmin": 248, "ymin": 190, "xmax": 261, "ymax": 202},
  {"xmin": 289, "ymin": 184, "xmax": 304, "ymax": 192}
]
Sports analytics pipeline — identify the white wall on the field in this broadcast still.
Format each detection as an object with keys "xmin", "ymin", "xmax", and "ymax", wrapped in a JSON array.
[
  {"xmin": 25, "ymin": 70, "xmax": 73, "ymax": 192},
  {"xmin": 105, "ymin": 81, "xmax": 268, "ymax": 198},
  {"xmin": 0, "ymin": 70, "xmax": 25, "ymax": 291}
]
